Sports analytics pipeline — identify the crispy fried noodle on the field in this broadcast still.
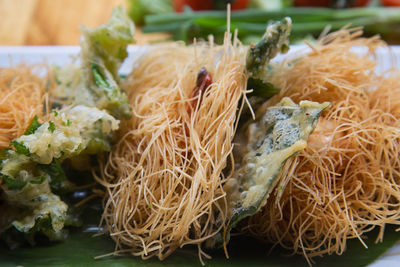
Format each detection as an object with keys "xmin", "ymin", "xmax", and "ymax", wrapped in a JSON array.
[
  {"xmin": 96, "ymin": 24, "xmax": 400, "ymax": 265},
  {"xmin": 97, "ymin": 34, "xmax": 248, "ymax": 261},
  {"xmin": 0, "ymin": 66, "xmax": 47, "ymax": 148},
  {"xmin": 247, "ymin": 28, "xmax": 400, "ymax": 264}
]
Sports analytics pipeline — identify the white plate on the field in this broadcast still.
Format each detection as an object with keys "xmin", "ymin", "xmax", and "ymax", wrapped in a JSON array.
[
  {"xmin": 0, "ymin": 45, "xmax": 148, "ymax": 75},
  {"xmin": 0, "ymin": 45, "xmax": 399, "ymax": 267}
]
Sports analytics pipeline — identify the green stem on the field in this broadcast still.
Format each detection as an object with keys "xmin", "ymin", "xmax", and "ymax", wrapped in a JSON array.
[
  {"xmin": 142, "ymin": 7, "xmax": 400, "ymax": 43},
  {"xmin": 146, "ymin": 7, "xmax": 400, "ymax": 26}
]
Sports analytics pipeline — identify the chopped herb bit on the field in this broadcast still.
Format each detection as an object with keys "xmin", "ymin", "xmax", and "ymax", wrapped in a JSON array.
[
  {"xmin": 24, "ymin": 115, "xmax": 42, "ymax": 135},
  {"xmin": 10, "ymin": 141, "xmax": 30, "ymax": 156},
  {"xmin": 48, "ymin": 122, "xmax": 56, "ymax": 133},
  {"xmin": 0, "ymin": 172, "xmax": 27, "ymax": 190}
]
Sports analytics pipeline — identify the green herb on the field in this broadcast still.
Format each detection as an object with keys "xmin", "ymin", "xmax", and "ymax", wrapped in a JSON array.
[
  {"xmin": 10, "ymin": 141, "xmax": 30, "ymax": 156},
  {"xmin": 0, "ymin": 172, "xmax": 27, "ymax": 190},
  {"xmin": 142, "ymin": 7, "xmax": 400, "ymax": 44},
  {"xmin": 91, "ymin": 64, "xmax": 110, "ymax": 89},
  {"xmin": 24, "ymin": 115, "xmax": 41, "ymax": 135},
  {"xmin": 48, "ymin": 122, "xmax": 56, "ymax": 133},
  {"xmin": 247, "ymin": 77, "xmax": 280, "ymax": 99},
  {"xmin": 127, "ymin": 0, "xmax": 172, "ymax": 25}
]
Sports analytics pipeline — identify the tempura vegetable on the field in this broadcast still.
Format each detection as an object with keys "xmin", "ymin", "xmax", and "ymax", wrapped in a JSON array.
[
  {"xmin": 0, "ymin": 7, "xmax": 133, "ymax": 247},
  {"xmin": 0, "ymin": 105, "xmax": 119, "ymax": 241},
  {"xmin": 223, "ymin": 97, "xmax": 329, "ymax": 243},
  {"xmin": 14, "ymin": 106, "xmax": 119, "ymax": 165},
  {"xmin": 52, "ymin": 6, "xmax": 134, "ymax": 119},
  {"xmin": 245, "ymin": 18, "xmax": 291, "ymax": 106},
  {"xmin": 0, "ymin": 150, "xmax": 69, "ymax": 243},
  {"xmin": 246, "ymin": 17, "xmax": 291, "ymax": 79}
]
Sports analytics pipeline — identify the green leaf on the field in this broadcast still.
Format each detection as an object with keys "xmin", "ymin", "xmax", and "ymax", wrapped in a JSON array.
[
  {"xmin": 247, "ymin": 77, "xmax": 280, "ymax": 99},
  {"xmin": 222, "ymin": 98, "xmax": 330, "ymax": 245},
  {"xmin": 91, "ymin": 64, "xmax": 110, "ymax": 89},
  {"xmin": 1, "ymin": 203, "xmax": 399, "ymax": 267},
  {"xmin": 80, "ymin": 7, "xmax": 133, "ymax": 119},
  {"xmin": 82, "ymin": 6, "xmax": 133, "ymax": 109},
  {"xmin": 39, "ymin": 162, "xmax": 73, "ymax": 194},
  {"xmin": 24, "ymin": 116, "xmax": 42, "ymax": 135}
]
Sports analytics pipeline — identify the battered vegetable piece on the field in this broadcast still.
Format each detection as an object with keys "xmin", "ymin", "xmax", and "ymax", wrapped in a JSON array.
[
  {"xmin": 223, "ymin": 97, "xmax": 329, "ymax": 243},
  {"xmin": 0, "ymin": 105, "xmax": 119, "ymax": 242},
  {"xmin": 53, "ymin": 6, "xmax": 134, "ymax": 119},
  {"xmin": 13, "ymin": 106, "xmax": 119, "ymax": 165},
  {"xmin": 245, "ymin": 18, "xmax": 292, "ymax": 107},
  {"xmin": 246, "ymin": 17, "xmax": 291, "ymax": 79},
  {"xmin": 0, "ymin": 6, "xmax": 132, "ymax": 249},
  {"xmin": 0, "ymin": 150, "xmax": 68, "ymax": 242}
]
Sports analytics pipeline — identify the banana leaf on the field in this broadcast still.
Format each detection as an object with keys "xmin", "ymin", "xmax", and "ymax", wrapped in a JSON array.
[{"xmin": 1, "ymin": 201, "xmax": 399, "ymax": 267}]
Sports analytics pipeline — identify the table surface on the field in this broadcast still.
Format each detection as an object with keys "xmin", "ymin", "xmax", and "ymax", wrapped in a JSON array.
[{"xmin": 0, "ymin": 0, "xmax": 167, "ymax": 45}]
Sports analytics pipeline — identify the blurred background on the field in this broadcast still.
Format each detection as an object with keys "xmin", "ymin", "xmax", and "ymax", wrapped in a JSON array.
[
  {"xmin": 0, "ymin": 0, "xmax": 166, "ymax": 45},
  {"xmin": 1, "ymin": 0, "xmax": 400, "ymax": 45}
]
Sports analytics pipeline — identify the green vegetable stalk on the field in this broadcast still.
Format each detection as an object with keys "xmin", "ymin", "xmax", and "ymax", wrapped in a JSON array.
[
  {"xmin": 142, "ymin": 7, "xmax": 400, "ymax": 44},
  {"xmin": 127, "ymin": 0, "xmax": 172, "ymax": 25}
]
